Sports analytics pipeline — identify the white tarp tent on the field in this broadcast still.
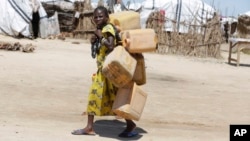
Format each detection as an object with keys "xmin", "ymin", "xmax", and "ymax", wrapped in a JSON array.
[
  {"xmin": 140, "ymin": 0, "xmax": 216, "ymax": 33},
  {"xmin": 0, "ymin": 0, "xmax": 60, "ymax": 38},
  {"xmin": 221, "ymin": 16, "xmax": 237, "ymax": 24},
  {"xmin": 0, "ymin": 0, "xmax": 34, "ymax": 37}
]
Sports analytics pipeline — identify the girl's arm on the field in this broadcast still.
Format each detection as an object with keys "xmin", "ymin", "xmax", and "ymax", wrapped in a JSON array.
[
  {"xmin": 101, "ymin": 32, "xmax": 115, "ymax": 53},
  {"xmin": 94, "ymin": 29, "xmax": 115, "ymax": 53}
]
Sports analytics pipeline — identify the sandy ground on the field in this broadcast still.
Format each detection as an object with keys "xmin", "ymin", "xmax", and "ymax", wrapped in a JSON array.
[{"xmin": 0, "ymin": 34, "xmax": 250, "ymax": 141}]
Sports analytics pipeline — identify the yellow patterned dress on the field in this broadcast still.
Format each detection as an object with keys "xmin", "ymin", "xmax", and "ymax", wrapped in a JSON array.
[{"xmin": 86, "ymin": 24, "xmax": 117, "ymax": 116}]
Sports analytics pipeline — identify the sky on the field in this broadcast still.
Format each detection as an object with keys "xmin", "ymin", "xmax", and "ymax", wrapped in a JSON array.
[{"xmin": 202, "ymin": 0, "xmax": 250, "ymax": 17}]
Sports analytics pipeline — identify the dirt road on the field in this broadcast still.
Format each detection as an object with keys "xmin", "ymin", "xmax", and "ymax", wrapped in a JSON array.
[{"xmin": 0, "ymin": 35, "xmax": 249, "ymax": 141}]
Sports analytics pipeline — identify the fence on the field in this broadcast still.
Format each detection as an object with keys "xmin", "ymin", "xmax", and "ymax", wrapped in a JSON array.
[{"xmin": 146, "ymin": 11, "xmax": 222, "ymax": 58}]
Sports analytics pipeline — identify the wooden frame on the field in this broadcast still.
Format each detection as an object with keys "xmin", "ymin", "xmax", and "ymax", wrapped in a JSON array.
[{"xmin": 228, "ymin": 38, "xmax": 250, "ymax": 66}]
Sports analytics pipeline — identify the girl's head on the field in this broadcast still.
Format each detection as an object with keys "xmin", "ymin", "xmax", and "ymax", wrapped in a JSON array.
[{"xmin": 93, "ymin": 6, "xmax": 109, "ymax": 29}]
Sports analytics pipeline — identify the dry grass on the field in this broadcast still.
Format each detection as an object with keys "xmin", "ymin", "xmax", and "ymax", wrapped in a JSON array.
[
  {"xmin": 146, "ymin": 11, "xmax": 222, "ymax": 58},
  {"xmin": 237, "ymin": 15, "xmax": 250, "ymax": 39}
]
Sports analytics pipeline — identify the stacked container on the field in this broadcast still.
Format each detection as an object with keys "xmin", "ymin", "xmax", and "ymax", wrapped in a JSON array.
[
  {"xmin": 102, "ymin": 10, "xmax": 158, "ymax": 121},
  {"xmin": 112, "ymin": 83, "xmax": 147, "ymax": 121},
  {"xmin": 109, "ymin": 11, "xmax": 141, "ymax": 31},
  {"xmin": 102, "ymin": 46, "xmax": 137, "ymax": 88},
  {"xmin": 121, "ymin": 28, "xmax": 158, "ymax": 53}
]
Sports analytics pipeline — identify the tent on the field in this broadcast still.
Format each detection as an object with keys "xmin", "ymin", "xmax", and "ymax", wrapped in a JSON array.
[
  {"xmin": 0, "ymin": 0, "xmax": 50, "ymax": 38},
  {"xmin": 140, "ymin": 0, "xmax": 216, "ymax": 33},
  {"xmin": 0, "ymin": 0, "xmax": 60, "ymax": 38},
  {"xmin": 0, "ymin": 0, "xmax": 34, "ymax": 37}
]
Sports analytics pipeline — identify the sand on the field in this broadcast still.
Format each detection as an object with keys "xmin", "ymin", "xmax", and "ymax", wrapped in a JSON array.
[{"xmin": 0, "ymin": 34, "xmax": 249, "ymax": 141}]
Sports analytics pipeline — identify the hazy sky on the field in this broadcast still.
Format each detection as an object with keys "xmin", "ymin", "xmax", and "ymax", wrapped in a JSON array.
[{"xmin": 202, "ymin": 0, "xmax": 250, "ymax": 17}]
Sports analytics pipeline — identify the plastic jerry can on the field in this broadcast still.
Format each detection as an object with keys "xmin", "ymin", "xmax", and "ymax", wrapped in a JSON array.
[
  {"xmin": 102, "ymin": 46, "xmax": 137, "ymax": 88},
  {"xmin": 112, "ymin": 82, "xmax": 147, "ymax": 121},
  {"xmin": 121, "ymin": 28, "xmax": 158, "ymax": 53},
  {"xmin": 131, "ymin": 53, "xmax": 146, "ymax": 85},
  {"xmin": 109, "ymin": 11, "xmax": 141, "ymax": 31}
]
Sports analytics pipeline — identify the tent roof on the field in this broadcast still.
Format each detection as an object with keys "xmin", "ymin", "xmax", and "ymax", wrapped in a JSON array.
[{"xmin": 140, "ymin": 0, "xmax": 216, "ymax": 33}]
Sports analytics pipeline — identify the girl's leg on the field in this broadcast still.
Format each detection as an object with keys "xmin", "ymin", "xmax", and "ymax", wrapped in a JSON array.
[
  {"xmin": 118, "ymin": 119, "xmax": 138, "ymax": 137},
  {"xmin": 85, "ymin": 115, "xmax": 95, "ymax": 131},
  {"xmin": 72, "ymin": 115, "xmax": 96, "ymax": 135},
  {"xmin": 124, "ymin": 119, "xmax": 136, "ymax": 132}
]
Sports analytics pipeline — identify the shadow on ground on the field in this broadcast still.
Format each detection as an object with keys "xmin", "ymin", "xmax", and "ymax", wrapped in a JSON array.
[
  {"xmin": 94, "ymin": 119, "xmax": 147, "ymax": 140},
  {"xmin": 226, "ymin": 62, "xmax": 250, "ymax": 67}
]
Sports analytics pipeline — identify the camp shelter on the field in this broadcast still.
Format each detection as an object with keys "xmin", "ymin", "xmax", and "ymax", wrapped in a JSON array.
[
  {"xmin": 40, "ymin": 0, "xmax": 78, "ymax": 37},
  {"xmin": 0, "ymin": 0, "xmax": 77, "ymax": 39},
  {"xmin": 140, "ymin": 0, "xmax": 216, "ymax": 33},
  {"xmin": 0, "ymin": 0, "xmax": 49, "ymax": 38},
  {"xmin": 220, "ymin": 16, "xmax": 238, "ymax": 37}
]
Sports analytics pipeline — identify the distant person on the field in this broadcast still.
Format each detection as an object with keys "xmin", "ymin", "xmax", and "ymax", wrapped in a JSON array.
[
  {"xmin": 224, "ymin": 21, "xmax": 229, "ymax": 43},
  {"xmin": 30, "ymin": 0, "xmax": 40, "ymax": 39},
  {"xmin": 71, "ymin": 6, "xmax": 138, "ymax": 138}
]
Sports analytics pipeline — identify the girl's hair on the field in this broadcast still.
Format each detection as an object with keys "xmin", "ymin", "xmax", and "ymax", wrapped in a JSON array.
[{"xmin": 94, "ymin": 6, "xmax": 109, "ymax": 18}]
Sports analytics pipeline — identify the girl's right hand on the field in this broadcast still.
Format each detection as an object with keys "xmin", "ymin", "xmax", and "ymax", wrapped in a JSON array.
[{"xmin": 90, "ymin": 35, "xmax": 97, "ymax": 44}]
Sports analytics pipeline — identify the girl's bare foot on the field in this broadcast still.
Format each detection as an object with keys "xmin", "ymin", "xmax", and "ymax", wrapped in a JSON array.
[{"xmin": 71, "ymin": 127, "xmax": 96, "ymax": 135}]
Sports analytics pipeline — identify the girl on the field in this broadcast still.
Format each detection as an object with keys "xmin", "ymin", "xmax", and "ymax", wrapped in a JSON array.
[{"xmin": 71, "ymin": 6, "xmax": 138, "ymax": 138}]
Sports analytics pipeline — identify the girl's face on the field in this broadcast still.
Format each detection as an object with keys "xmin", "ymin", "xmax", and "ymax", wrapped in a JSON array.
[{"xmin": 93, "ymin": 9, "xmax": 108, "ymax": 28}]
